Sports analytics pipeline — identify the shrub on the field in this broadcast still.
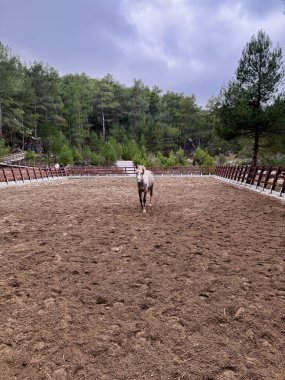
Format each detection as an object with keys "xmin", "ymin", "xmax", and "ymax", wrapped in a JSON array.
[
  {"xmin": 100, "ymin": 141, "xmax": 118, "ymax": 166},
  {"xmin": 25, "ymin": 150, "xmax": 35, "ymax": 161},
  {"xmin": 193, "ymin": 147, "xmax": 214, "ymax": 166},
  {"xmin": 59, "ymin": 145, "xmax": 74, "ymax": 165},
  {"xmin": 72, "ymin": 147, "xmax": 83, "ymax": 164},
  {"xmin": 165, "ymin": 151, "xmax": 177, "ymax": 167},
  {"xmin": 0, "ymin": 140, "xmax": 9, "ymax": 160},
  {"xmin": 175, "ymin": 148, "xmax": 188, "ymax": 165}
]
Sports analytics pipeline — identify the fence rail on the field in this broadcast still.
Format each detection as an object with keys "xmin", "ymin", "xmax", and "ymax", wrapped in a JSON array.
[
  {"xmin": 67, "ymin": 165, "xmax": 216, "ymax": 176},
  {"xmin": 0, "ymin": 166, "xmax": 67, "ymax": 185},
  {"xmin": 0, "ymin": 164, "xmax": 216, "ymax": 185},
  {"xmin": 215, "ymin": 165, "xmax": 285, "ymax": 197}
]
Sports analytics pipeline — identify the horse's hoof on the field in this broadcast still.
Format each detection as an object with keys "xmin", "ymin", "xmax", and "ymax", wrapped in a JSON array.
[
  {"xmin": 143, "ymin": 209, "xmax": 146, "ymax": 213},
  {"xmin": 149, "ymin": 204, "xmax": 152, "ymax": 207}
]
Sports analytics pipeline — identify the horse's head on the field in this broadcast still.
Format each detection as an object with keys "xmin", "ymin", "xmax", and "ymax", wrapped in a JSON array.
[{"xmin": 135, "ymin": 165, "xmax": 145, "ymax": 183}]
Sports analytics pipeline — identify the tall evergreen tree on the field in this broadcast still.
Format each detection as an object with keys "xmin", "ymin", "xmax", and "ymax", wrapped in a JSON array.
[
  {"xmin": 0, "ymin": 43, "xmax": 24, "ymax": 141},
  {"xmin": 216, "ymin": 30, "xmax": 284, "ymax": 165}
]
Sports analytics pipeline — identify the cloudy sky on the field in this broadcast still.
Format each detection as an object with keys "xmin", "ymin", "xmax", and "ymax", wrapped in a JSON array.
[{"xmin": 0, "ymin": 0, "xmax": 284, "ymax": 106}]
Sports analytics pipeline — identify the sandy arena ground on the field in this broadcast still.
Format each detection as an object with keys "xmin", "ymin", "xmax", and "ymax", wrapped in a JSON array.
[{"xmin": 0, "ymin": 177, "xmax": 284, "ymax": 380}]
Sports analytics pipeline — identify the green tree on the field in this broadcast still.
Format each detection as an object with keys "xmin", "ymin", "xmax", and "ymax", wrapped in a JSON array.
[
  {"xmin": 94, "ymin": 75, "xmax": 119, "ymax": 141},
  {"xmin": 0, "ymin": 43, "xmax": 25, "ymax": 142},
  {"xmin": 59, "ymin": 144, "xmax": 74, "ymax": 165},
  {"xmin": 165, "ymin": 151, "xmax": 177, "ymax": 167},
  {"xmin": 26, "ymin": 62, "xmax": 65, "ymax": 139},
  {"xmin": 60, "ymin": 73, "xmax": 94, "ymax": 147},
  {"xmin": 217, "ymin": 30, "xmax": 284, "ymax": 165},
  {"xmin": 192, "ymin": 147, "xmax": 214, "ymax": 166}
]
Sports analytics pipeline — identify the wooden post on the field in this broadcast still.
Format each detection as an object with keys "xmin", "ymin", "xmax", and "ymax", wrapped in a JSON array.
[
  {"xmin": 263, "ymin": 166, "xmax": 272, "ymax": 191},
  {"xmin": 33, "ymin": 166, "xmax": 38, "ymax": 181},
  {"xmin": 255, "ymin": 166, "xmax": 264, "ymax": 188},
  {"xmin": 11, "ymin": 167, "xmax": 16, "ymax": 183},
  {"xmin": 270, "ymin": 167, "xmax": 281, "ymax": 193},
  {"xmin": 3, "ymin": 168, "xmax": 8, "ymax": 184},
  {"xmin": 26, "ymin": 167, "xmax": 31, "ymax": 181},
  {"xmin": 20, "ymin": 168, "xmax": 24, "ymax": 182},
  {"xmin": 241, "ymin": 165, "xmax": 248, "ymax": 184},
  {"xmin": 250, "ymin": 166, "xmax": 258, "ymax": 186},
  {"xmin": 279, "ymin": 175, "xmax": 285, "ymax": 197}
]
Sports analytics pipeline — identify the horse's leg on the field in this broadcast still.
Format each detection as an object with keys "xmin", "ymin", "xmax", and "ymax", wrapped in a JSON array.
[
  {"xmin": 138, "ymin": 190, "xmax": 143, "ymax": 210},
  {"xmin": 149, "ymin": 185, "xmax": 153, "ymax": 207},
  {"xmin": 143, "ymin": 190, "xmax": 147, "ymax": 213}
]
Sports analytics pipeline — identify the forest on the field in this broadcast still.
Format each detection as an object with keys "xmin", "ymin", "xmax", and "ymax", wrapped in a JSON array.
[{"xmin": 0, "ymin": 30, "xmax": 285, "ymax": 167}]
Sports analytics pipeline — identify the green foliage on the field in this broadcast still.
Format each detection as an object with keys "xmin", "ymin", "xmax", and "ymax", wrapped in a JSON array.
[
  {"xmin": 59, "ymin": 145, "xmax": 74, "ymax": 165},
  {"xmin": 51, "ymin": 131, "xmax": 69, "ymax": 158},
  {"xmin": 122, "ymin": 139, "xmax": 140, "ymax": 160},
  {"xmin": 192, "ymin": 147, "xmax": 214, "ymax": 166},
  {"xmin": 165, "ymin": 151, "xmax": 177, "ymax": 167},
  {"xmin": 132, "ymin": 145, "xmax": 150, "ymax": 167},
  {"xmin": 90, "ymin": 152, "xmax": 105, "ymax": 166},
  {"xmin": 216, "ymin": 30, "xmax": 284, "ymax": 165},
  {"xmin": 25, "ymin": 149, "xmax": 35, "ymax": 160},
  {"xmin": 0, "ymin": 139, "xmax": 9, "ymax": 160},
  {"xmin": 1, "ymin": 38, "xmax": 285, "ymax": 166},
  {"xmin": 175, "ymin": 147, "xmax": 188, "ymax": 165},
  {"xmin": 260, "ymin": 153, "xmax": 285, "ymax": 166},
  {"xmin": 72, "ymin": 146, "xmax": 83, "ymax": 164},
  {"xmin": 155, "ymin": 151, "xmax": 167, "ymax": 166},
  {"xmin": 99, "ymin": 141, "xmax": 119, "ymax": 166}
]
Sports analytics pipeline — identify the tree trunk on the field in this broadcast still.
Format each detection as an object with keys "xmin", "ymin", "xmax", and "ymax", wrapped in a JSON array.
[{"xmin": 252, "ymin": 126, "xmax": 259, "ymax": 166}]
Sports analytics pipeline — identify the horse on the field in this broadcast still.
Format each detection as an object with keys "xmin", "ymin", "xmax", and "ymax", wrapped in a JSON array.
[{"xmin": 135, "ymin": 165, "xmax": 154, "ymax": 213}]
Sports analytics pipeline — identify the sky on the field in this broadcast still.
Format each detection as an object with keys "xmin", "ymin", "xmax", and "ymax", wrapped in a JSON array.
[{"xmin": 0, "ymin": 0, "xmax": 285, "ymax": 107}]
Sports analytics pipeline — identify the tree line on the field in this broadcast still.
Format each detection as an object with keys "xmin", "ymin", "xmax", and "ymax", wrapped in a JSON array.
[{"xmin": 0, "ymin": 29, "xmax": 284, "ymax": 167}]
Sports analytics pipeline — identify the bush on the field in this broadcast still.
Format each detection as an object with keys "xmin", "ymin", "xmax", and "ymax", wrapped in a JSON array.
[
  {"xmin": 90, "ymin": 152, "xmax": 105, "ymax": 166},
  {"xmin": 0, "ymin": 140, "xmax": 9, "ymax": 160},
  {"xmin": 175, "ymin": 148, "xmax": 188, "ymax": 165},
  {"xmin": 155, "ymin": 151, "xmax": 167, "ymax": 167},
  {"xmin": 72, "ymin": 146, "xmax": 83, "ymax": 164},
  {"xmin": 25, "ymin": 150, "xmax": 35, "ymax": 161},
  {"xmin": 260, "ymin": 153, "xmax": 285, "ymax": 166},
  {"xmin": 122, "ymin": 139, "xmax": 140, "ymax": 160},
  {"xmin": 59, "ymin": 145, "xmax": 74, "ymax": 165},
  {"xmin": 193, "ymin": 147, "xmax": 214, "ymax": 166},
  {"xmin": 165, "ymin": 151, "xmax": 177, "ymax": 167},
  {"xmin": 100, "ymin": 141, "xmax": 118, "ymax": 166}
]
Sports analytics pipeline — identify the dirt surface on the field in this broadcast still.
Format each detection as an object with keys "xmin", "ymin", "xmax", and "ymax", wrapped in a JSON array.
[{"xmin": 0, "ymin": 177, "xmax": 285, "ymax": 380}]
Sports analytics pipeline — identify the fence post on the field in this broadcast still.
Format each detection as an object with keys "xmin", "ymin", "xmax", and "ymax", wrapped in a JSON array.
[
  {"xmin": 2, "ymin": 168, "xmax": 8, "ymax": 184},
  {"xmin": 33, "ymin": 167, "xmax": 38, "ymax": 181},
  {"xmin": 280, "ymin": 175, "xmax": 285, "ymax": 197},
  {"xmin": 256, "ymin": 166, "xmax": 264, "ymax": 188},
  {"xmin": 26, "ymin": 167, "xmax": 31, "ymax": 182},
  {"xmin": 249, "ymin": 166, "xmax": 258, "ymax": 186},
  {"xmin": 19, "ymin": 168, "xmax": 25, "ymax": 182},
  {"xmin": 240, "ymin": 165, "xmax": 247, "ymax": 184},
  {"xmin": 263, "ymin": 166, "xmax": 272, "ymax": 191},
  {"xmin": 270, "ymin": 166, "xmax": 281, "ymax": 193},
  {"xmin": 39, "ymin": 167, "xmax": 44, "ymax": 180},
  {"xmin": 10, "ymin": 167, "xmax": 17, "ymax": 183}
]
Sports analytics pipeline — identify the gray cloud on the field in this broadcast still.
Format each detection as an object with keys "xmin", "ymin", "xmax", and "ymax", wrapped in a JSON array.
[{"xmin": 0, "ymin": 0, "xmax": 284, "ymax": 106}]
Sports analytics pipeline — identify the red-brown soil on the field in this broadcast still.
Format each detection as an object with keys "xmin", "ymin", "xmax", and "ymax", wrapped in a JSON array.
[{"xmin": 0, "ymin": 177, "xmax": 284, "ymax": 380}]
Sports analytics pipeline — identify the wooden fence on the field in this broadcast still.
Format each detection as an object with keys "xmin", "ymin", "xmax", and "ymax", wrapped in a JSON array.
[
  {"xmin": 67, "ymin": 165, "xmax": 216, "ymax": 176},
  {"xmin": 0, "ymin": 165, "xmax": 215, "ymax": 185},
  {"xmin": 0, "ymin": 166, "xmax": 67, "ymax": 185},
  {"xmin": 215, "ymin": 165, "xmax": 285, "ymax": 197},
  {"xmin": 2, "ymin": 164, "xmax": 284, "ymax": 197}
]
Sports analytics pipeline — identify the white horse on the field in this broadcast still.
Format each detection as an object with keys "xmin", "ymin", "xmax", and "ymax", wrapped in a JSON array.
[{"xmin": 135, "ymin": 165, "xmax": 154, "ymax": 213}]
